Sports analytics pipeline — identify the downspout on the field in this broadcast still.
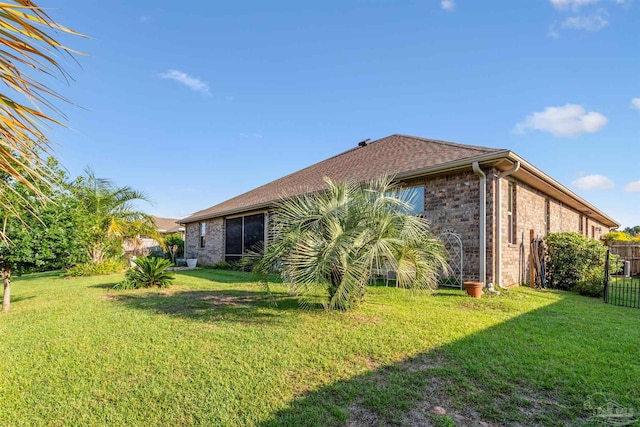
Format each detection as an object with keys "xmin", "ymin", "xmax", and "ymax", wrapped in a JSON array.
[
  {"xmin": 495, "ymin": 161, "xmax": 520, "ymax": 288},
  {"xmin": 472, "ymin": 162, "xmax": 486, "ymax": 287}
]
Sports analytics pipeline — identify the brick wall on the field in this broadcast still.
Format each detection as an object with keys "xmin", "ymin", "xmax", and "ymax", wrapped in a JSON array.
[
  {"xmin": 412, "ymin": 169, "xmax": 492, "ymax": 283},
  {"xmin": 184, "ymin": 169, "xmax": 611, "ymax": 282},
  {"xmin": 499, "ymin": 177, "xmax": 610, "ymax": 286},
  {"xmin": 184, "ymin": 218, "xmax": 224, "ymax": 266}
]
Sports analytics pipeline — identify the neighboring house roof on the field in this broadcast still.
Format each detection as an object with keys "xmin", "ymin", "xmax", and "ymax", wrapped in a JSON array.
[
  {"xmin": 151, "ymin": 216, "xmax": 184, "ymax": 234},
  {"xmin": 181, "ymin": 134, "xmax": 619, "ymax": 228}
]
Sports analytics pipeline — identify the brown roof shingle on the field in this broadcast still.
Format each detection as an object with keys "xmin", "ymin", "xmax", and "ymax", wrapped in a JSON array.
[
  {"xmin": 182, "ymin": 134, "xmax": 502, "ymax": 222},
  {"xmin": 152, "ymin": 216, "xmax": 184, "ymax": 233}
]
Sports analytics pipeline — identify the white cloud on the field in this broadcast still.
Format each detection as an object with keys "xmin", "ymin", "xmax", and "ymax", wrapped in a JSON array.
[
  {"xmin": 625, "ymin": 180, "xmax": 640, "ymax": 192},
  {"xmin": 550, "ymin": 0, "xmax": 599, "ymax": 9},
  {"xmin": 572, "ymin": 174, "xmax": 614, "ymax": 190},
  {"xmin": 158, "ymin": 70, "xmax": 210, "ymax": 96},
  {"xmin": 514, "ymin": 104, "xmax": 608, "ymax": 137},
  {"xmin": 561, "ymin": 12, "xmax": 608, "ymax": 31},
  {"xmin": 631, "ymin": 98, "xmax": 640, "ymax": 110},
  {"xmin": 441, "ymin": 0, "xmax": 456, "ymax": 11}
]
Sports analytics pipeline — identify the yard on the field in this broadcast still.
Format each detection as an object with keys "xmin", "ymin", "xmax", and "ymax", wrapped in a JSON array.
[{"xmin": 1, "ymin": 269, "xmax": 638, "ymax": 426}]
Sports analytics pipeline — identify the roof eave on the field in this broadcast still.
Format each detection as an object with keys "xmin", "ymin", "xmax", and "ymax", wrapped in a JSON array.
[
  {"xmin": 181, "ymin": 149, "xmax": 619, "ymax": 228},
  {"xmin": 505, "ymin": 152, "xmax": 619, "ymax": 228}
]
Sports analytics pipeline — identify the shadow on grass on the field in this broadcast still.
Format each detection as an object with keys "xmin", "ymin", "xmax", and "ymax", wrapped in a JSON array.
[
  {"xmin": 258, "ymin": 295, "xmax": 640, "ymax": 427},
  {"xmin": 111, "ymin": 288, "xmax": 320, "ymax": 324},
  {"xmin": 89, "ymin": 282, "xmax": 120, "ymax": 289},
  {"xmin": 10, "ymin": 295, "xmax": 35, "ymax": 303},
  {"xmin": 14, "ymin": 270, "xmax": 63, "ymax": 282},
  {"xmin": 174, "ymin": 268, "xmax": 282, "ymax": 285}
]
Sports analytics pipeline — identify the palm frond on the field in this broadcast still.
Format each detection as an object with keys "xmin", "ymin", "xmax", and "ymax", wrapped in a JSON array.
[{"xmin": 0, "ymin": 1, "xmax": 84, "ymax": 230}]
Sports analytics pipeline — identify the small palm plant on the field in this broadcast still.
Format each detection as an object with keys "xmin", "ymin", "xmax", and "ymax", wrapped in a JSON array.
[
  {"xmin": 253, "ymin": 176, "xmax": 448, "ymax": 310},
  {"xmin": 116, "ymin": 257, "xmax": 175, "ymax": 289}
]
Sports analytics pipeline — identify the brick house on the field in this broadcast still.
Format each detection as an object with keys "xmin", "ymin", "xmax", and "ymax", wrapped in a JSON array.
[{"xmin": 180, "ymin": 134, "xmax": 618, "ymax": 287}]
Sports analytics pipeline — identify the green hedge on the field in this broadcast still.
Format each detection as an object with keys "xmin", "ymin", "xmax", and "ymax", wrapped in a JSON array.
[{"xmin": 544, "ymin": 232, "xmax": 606, "ymax": 293}]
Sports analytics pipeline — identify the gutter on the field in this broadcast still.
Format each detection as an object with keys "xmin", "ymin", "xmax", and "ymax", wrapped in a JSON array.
[
  {"xmin": 495, "ymin": 161, "xmax": 520, "ymax": 288},
  {"xmin": 472, "ymin": 162, "xmax": 487, "ymax": 286}
]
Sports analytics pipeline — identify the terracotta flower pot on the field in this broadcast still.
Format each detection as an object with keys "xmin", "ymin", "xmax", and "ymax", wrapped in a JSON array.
[{"xmin": 463, "ymin": 281, "xmax": 483, "ymax": 298}]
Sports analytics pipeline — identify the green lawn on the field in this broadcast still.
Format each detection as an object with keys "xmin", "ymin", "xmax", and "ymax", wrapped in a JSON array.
[{"xmin": 1, "ymin": 269, "xmax": 639, "ymax": 426}]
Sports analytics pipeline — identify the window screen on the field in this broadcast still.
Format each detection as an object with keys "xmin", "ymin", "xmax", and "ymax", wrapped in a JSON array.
[
  {"xmin": 225, "ymin": 217, "xmax": 243, "ymax": 255},
  {"xmin": 243, "ymin": 214, "xmax": 264, "ymax": 253}
]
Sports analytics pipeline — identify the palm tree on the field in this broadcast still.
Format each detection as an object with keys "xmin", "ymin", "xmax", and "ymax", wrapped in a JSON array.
[
  {"xmin": 253, "ymin": 176, "xmax": 448, "ymax": 310},
  {"xmin": 73, "ymin": 168, "xmax": 162, "ymax": 263},
  {"xmin": 0, "ymin": 1, "xmax": 83, "ymax": 232}
]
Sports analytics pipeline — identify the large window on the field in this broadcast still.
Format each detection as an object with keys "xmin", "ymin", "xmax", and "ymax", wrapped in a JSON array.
[
  {"xmin": 391, "ymin": 185, "xmax": 425, "ymax": 215},
  {"xmin": 507, "ymin": 182, "xmax": 516, "ymax": 244},
  {"xmin": 225, "ymin": 213, "xmax": 265, "ymax": 262}
]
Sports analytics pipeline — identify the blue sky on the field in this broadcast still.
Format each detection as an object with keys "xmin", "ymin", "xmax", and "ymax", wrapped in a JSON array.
[{"xmin": 43, "ymin": 0, "xmax": 638, "ymax": 227}]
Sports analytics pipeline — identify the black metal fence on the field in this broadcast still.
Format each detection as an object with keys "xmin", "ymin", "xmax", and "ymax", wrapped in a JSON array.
[{"xmin": 604, "ymin": 249, "xmax": 640, "ymax": 308}]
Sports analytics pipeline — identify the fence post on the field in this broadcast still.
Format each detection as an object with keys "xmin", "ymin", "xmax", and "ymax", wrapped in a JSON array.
[{"xmin": 603, "ymin": 249, "xmax": 610, "ymax": 303}]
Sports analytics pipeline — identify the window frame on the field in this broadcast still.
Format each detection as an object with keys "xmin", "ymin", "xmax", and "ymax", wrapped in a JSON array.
[
  {"xmin": 389, "ymin": 185, "xmax": 425, "ymax": 216},
  {"xmin": 199, "ymin": 222, "xmax": 206, "ymax": 248},
  {"xmin": 507, "ymin": 181, "xmax": 516, "ymax": 244},
  {"xmin": 224, "ymin": 213, "xmax": 266, "ymax": 262}
]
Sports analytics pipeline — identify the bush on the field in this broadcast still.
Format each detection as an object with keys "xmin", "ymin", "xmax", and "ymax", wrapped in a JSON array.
[
  {"xmin": 545, "ymin": 232, "xmax": 606, "ymax": 292},
  {"xmin": 65, "ymin": 258, "xmax": 126, "ymax": 277},
  {"xmin": 211, "ymin": 261, "xmax": 245, "ymax": 271},
  {"xmin": 164, "ymin": 235, "xmax": 184, "ymax": 261},
  {"xmin": 115, "ymin": 257, "xmax": 174, "ymax": 289},
  {"xmin": 574, "ymin": 267, "xmax": 605, "ymax": 297}
]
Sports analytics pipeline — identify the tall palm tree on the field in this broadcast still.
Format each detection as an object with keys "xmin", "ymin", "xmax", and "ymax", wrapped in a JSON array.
[
  {"xmin": 0, "ymin": 1, "xmax": 83, "ymax": 234},
  {"xmin": 253, "ymin": 176, "xmax": 448, "ymax": 310},
  {"xmin": 73, "ymin": 168, "xmax": 162, "ymax": 263}
]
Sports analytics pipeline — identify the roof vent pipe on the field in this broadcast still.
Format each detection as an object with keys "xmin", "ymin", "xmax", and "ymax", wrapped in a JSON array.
[
  {"xmin": 496, "ymin": 161, "xmax": 520, "ymax": 289},
  {"xmin": 472, "ymin": 162, "xmax": 486, "ymax": 287}
]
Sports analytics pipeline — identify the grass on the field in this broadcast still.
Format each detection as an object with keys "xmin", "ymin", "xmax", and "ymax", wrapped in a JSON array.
[{"xmin": 1, "ymin": 269, "xmax": 639, "ymax": 426}]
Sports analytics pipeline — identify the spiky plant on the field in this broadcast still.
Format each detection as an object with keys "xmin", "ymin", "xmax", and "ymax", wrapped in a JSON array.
[
  {"xmin": 122, "ymin": 257, "xmax": 174, "ymax": 289},
  {"xmin": 253, "ymin": 176, "xmax": 448, "ymax": 310}
]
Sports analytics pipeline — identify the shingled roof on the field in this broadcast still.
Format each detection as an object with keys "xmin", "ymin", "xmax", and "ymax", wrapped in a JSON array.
[
  {"xmin": 151, "ymin": 216, "xmax": 184, "ymax": 233},
  {"xmin": 182, "ymin": 134, "xmax": 503, "ymax": 223}
]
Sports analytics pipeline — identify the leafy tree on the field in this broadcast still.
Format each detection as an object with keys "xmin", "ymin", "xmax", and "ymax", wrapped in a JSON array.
[
  {"xmin": 164, "ymin": 235, "xmax": 184, "ymax": 263},
  {"xmin": 71, "ymin": 168, "xmax": 163, "ymax": 263},
  {"xmin": 0, "ymin": 159, "xmax": 84, "ymax": 312},
  {"xmin": 253, "ymin": 177, "xmax": 447, "ymax": 310},
  {"xmin": 0, "ymin": 1, "xmax": 83, "ymax": 237},
  {"xmin": 623, "ymin": 226, "xmax": 640, "ymax": 237}
]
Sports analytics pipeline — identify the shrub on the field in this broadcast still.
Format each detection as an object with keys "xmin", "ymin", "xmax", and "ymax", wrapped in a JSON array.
[
  {"xmin": 116, "ymin": 257, "xmax": 174, "ymax": 289},
  {"xmin": 65, "ymin": 258, "xmax": 126, "ymax": 277},
  {"xmin": 164, "ymin": 235, "xmax": 184, "ymax": 261},
  {"xmin": 211, "ymin": 260, "xmax": 247, "ymax": 271},
  {"xmin": 211, "ymin": 261, "xmax": 235, "ymax": 270},
  {"xmin": 545, "ymin": 232, "xmax": 606, "ymax": 292},
  {"xmin": 574, "ymin": 267, "xmax": 605, "ymax": 297}
]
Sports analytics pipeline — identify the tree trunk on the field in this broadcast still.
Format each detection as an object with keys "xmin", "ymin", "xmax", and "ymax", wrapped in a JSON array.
[{"xmin": 2, "ymin": 263, "xmax": 11, "ymax": 312}]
